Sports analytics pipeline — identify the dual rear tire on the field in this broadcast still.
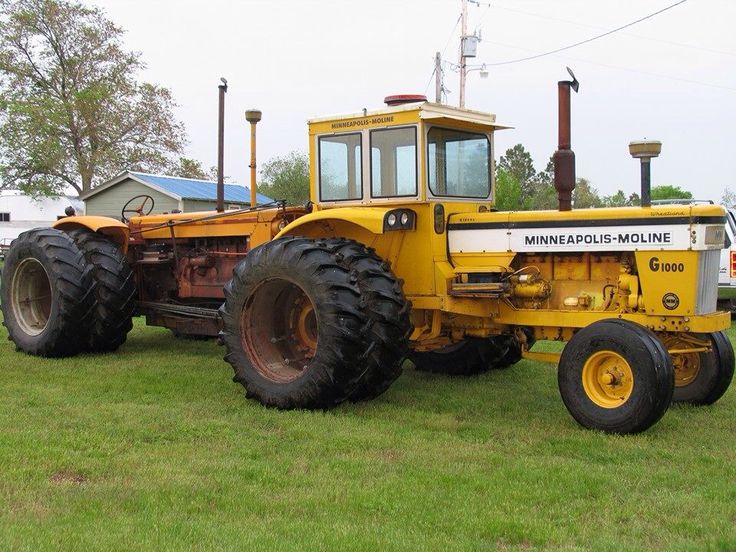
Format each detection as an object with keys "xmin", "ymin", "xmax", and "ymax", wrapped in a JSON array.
[
  {"xmin": 0, "ymin": 228, "xmax": 134, "ymax": 357},
  {"xmin": 220, "ymin": 237, "xmax": 412, "ymax": 410},
  {"xmin": 1, "ymin": 229, "xmax": 96, "ymax": 357}
]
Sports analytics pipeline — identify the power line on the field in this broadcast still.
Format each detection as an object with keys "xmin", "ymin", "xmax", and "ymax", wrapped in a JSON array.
[
  {"xmin": 424, "ymin": 12, "xmax": 462, "ymax": 94},
  {"xmin": 480, "ymin": 38, "xmax": 736, "ymax": 92},
  {"xmin": 487, "ymin": 2, "xmax": 736, "ymax": 58},
  {"xmin": 482, "ymin": 0, "xmax": 689, "ymax": 67}
]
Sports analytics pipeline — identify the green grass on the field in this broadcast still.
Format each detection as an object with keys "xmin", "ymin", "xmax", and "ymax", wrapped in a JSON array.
[{"xmin": 0, "ymin": 317, "xmax": 734, "ymax": 551}]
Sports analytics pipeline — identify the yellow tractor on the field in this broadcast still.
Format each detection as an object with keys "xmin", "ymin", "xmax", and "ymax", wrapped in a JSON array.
[{"xmin": 1, "ymin": 73, "xmax": 732, "ymax": 434}]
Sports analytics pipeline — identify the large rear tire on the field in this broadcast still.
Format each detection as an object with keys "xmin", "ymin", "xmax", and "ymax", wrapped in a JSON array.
[
  {"xmin": 667, "ymin": 331, "xmax": 734, "ymax": 405},
  {"xmin": 220, "ymin": 237, "xmax": 371, "ymax": 409},
  {"xmin": 324, "ymin": 240, "xmax": 412, "ymax": 402},
  {"xmin": 69, "ymin": 230, "xmax": 136, "ymax": 352},
  {"xmin": 558, "ymin": 319, "xmax": 675, "ymax": 434},
  {"xmin": 0, "ymin": 228, "xmax": 94, "ymax": 357}
]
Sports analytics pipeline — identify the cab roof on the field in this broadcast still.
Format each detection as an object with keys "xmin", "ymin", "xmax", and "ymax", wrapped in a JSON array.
[{"xmin": 307, "ymin": 101, "xmax": 511, "ymax": 134}]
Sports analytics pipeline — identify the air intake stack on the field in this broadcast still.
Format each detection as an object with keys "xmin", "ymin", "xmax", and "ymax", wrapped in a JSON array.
[
  {"xmin": 628, "ymin": 140, "xmax": 662, "ymax": 208},
  {"xmin": 216, "ymin": 78, "xmax": 228, "ymax": 213},
  {"xmin": 553, "ymin": 67, "xmax": 579, "ymax": 211}
]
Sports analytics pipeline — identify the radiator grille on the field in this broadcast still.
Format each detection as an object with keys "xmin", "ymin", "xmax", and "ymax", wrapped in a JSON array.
[{"xmin": 697, "ymin": 249, "xmax": 719, "ymax": 314}]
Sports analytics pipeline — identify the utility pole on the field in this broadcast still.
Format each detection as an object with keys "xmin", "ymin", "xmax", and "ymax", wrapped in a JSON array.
[
  {"xmin": 435, "ymin": 51, "xmax": 442, "ymax": 103},
  {"xmin": 459, "ymin": 0, "xmax": 468, "ymax": 107}
]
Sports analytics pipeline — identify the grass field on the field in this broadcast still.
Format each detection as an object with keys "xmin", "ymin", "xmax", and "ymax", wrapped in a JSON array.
[{"xmin": 0, "ymin": 315, "xmax": 734, "ymax": 551}]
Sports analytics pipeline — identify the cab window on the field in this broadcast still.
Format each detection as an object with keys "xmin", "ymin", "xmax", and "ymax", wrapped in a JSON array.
[
  {"xmin": 370, "ymin": 127, "xmax": 417, "ymax": 198},
  {"xmin": 427, "ymin": 127, "xmax": 491, "ymax": 198},
  {"xmin": 319, "ymin": 133, "xmax": 362, "ymax": 201}
]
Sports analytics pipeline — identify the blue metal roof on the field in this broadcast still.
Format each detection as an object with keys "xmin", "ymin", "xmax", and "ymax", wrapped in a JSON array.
[{"xmin": 130, "ymin": 172, "xmax": 274, "ymax": 205}]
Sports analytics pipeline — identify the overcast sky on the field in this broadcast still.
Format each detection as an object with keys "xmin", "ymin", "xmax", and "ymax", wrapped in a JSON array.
[{"xmin": 85, "ymin": 0, "xmax": 736, "ymax": 202}]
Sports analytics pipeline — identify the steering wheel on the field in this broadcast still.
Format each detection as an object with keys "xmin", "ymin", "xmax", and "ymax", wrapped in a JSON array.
[{"xmin": 121, "ymin": 194, "xmax": 155, "ymax": 222}]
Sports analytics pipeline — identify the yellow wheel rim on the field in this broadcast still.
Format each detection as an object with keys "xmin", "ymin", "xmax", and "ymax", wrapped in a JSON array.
[
  {"xmin": 660, "ymin": 335, "xmax": 702, "ymax": 388},
  {"xmin": 672, "ymin": 351, "xmax": 700, "ymax": 387},
  {"xmin": 582, "ymin": 351, "xmax": 634, "ymax": 408}
]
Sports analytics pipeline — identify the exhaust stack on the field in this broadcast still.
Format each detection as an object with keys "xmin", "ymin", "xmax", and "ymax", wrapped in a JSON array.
[
  {"xmin": 216, "ymin": 78, "xmax": 228, "ymax": 213},
  {"xmin": 628, "ymin": 140, "xmax": 661, "ymax": 208},
  {"xmin": 553, "ymin": 67, "xmax": 579, "ymax": 211},
  {"xmin": 245, "ymin": 109, "xmax": 262, "ymax": 208}
]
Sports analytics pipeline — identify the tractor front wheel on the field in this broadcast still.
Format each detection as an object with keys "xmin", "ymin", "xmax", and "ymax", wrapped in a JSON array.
[
  {"xmin": 558, "ymin": 319, "xmax": 675, "ymax": 434},
  {"xmin": 667, "ymin": 331, "xmax": 734, "ymax": 405},
  {"xmin": 220, "ymin": 237, "xmax": 371, "ymax": 409}
]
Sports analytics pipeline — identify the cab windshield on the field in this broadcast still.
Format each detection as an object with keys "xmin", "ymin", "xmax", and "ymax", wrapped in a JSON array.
[{"xmin": 427, "ymin": 127, "xmax": 491, "ymax": 198}]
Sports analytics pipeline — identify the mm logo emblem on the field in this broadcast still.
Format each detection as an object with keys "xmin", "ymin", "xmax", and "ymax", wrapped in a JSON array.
[{"xmin": 662, "ymin": 293, "xmax": 680, "ymax": 310}]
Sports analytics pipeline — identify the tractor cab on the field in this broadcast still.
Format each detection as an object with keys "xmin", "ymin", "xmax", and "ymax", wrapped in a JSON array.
[{"xmin": 307, "ymin": 96, "xmax": 509, "ymax": 210}]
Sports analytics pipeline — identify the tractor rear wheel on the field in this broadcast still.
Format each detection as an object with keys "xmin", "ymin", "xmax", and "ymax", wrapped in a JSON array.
[
  {"xmin": 558, "ymin": 319, "xmax": 674, "ymax": 434},
  {"xmin": 220, "ymin": 237, "xmax": 371, "ymax": 409},
  {"xmin": 668, "ymin": 331, "xmax": 734, "ymax": 405},
  {"xmin": 324, "ymin": 239, "xmax": 412, "ymax": 402},
  {"xmin": 69, "ymin": 230, "xmax": 136, "ymax": 352},
  {"xmin": 0, "ymin": 228, "xmax": 94, "ymax": 357}
]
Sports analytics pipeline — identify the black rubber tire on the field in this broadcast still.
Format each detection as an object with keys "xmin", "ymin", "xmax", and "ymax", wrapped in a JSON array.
[
  {"xmin": 324, "ymin": 239, "xmax": 412, "ymax": 402},
  {"xmin": 558, "ymin": 319, "xmax": 675, "ymax": 434},
  {"xmin": 0, "ymin": 228, "xmax": 95, "ymax": 357},
  {"xmin": 493, "ymin": 329, "xmax": 535, "ymax": 369},
  {"xmin": 672, "ymin": 331, "xmax": 734, "ymax": 405},
  {"xmin": 69, "ymin": 230, "xmax": 136, "ymax": 352},
  {"xmin": 411, "ymin": 337, "xmax": 510, "ymax": 376},
  {"xmin": 219, "ymin": 237, "xmax": 371, "ymax": 409}
]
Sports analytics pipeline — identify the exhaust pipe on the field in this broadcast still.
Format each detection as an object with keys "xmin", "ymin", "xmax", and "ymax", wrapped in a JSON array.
[
  {"xmin": 553, "ymin": 67, "xmax": 579, "ymax": 211},
  {"xmin": 245, "ymin": 109, "xmax": 262, "ymax": 207},
  {"xmin": 216, "ymin": 78, "xmax": 228, "ymax": 213}
]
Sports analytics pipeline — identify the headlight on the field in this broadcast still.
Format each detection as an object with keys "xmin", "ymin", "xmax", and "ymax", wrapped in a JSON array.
[{"xmin": 383, "ymin": 209, "xmax": 416, "ymax": 232}]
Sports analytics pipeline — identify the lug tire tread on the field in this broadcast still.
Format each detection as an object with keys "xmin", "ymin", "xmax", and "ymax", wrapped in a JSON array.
[
  {"xmin": 0, "ymin": 228, "xmax": 95, "ymax": 357},
  {"xmin": 325, "ymin": 239, "xmax": 412, "ymax": 402},
  {"xmin": 220, "ymin": 237, "xmax": 372, "ymax": 409},
  {"xmin": 69, "ymin": 230, "xmax": 136, "ymax": 352}
]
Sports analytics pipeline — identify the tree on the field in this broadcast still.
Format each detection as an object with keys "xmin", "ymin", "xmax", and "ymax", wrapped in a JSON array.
[
  {"xmin": 170, "ymin": 157, "xmax": 218, "ymax": 181},
  {"xmin": 721, "ymin": 187, "xmax": 736, "ymax": 208},
  {"xmin": 0, "ymin": 0, "xmax": 187, "ymax": 196},
  {"xmin": 572, "ymin": 177, "xmax": 601, "ymax": 208},
  {"xmin": 534, "ymin": 157, "xmax": 554, "ymax": 187},
  {"xmin": 498, "ymin": 144, "xmax": 536, "ymax": 196},
  {"xmin": 650, "ymin": 185, "xmax": 692, "ymax": 201},
  {"xmin": 525, "ymin": 184, "xmax": 558, "ymax": 210},
  {"xmin": 258, "ymin": 151, "xmax": 310, "ymax": 206},
  {"xmin": 494, "ymin": 168, "xmax": 522, "ymax": 211}
]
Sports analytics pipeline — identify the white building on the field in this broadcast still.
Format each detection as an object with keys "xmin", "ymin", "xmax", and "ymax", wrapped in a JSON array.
[{"xmin": 0, "ymin": 190, "xmax": 84, "ymax": 255}]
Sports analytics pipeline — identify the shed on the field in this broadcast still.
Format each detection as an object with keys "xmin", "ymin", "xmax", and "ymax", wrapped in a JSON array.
[{"xmin": 82, "ymin": 171, "xmax": 274, "ymax": 218}]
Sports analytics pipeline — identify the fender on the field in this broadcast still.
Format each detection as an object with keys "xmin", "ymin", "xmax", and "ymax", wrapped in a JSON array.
[
  {"xmin": 53, "ymin": 216, "xmax": 130, "ymax": 253},
  {"xmin": 275, "ymin": 207, "xmax": 391, "ymax": 239}
]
